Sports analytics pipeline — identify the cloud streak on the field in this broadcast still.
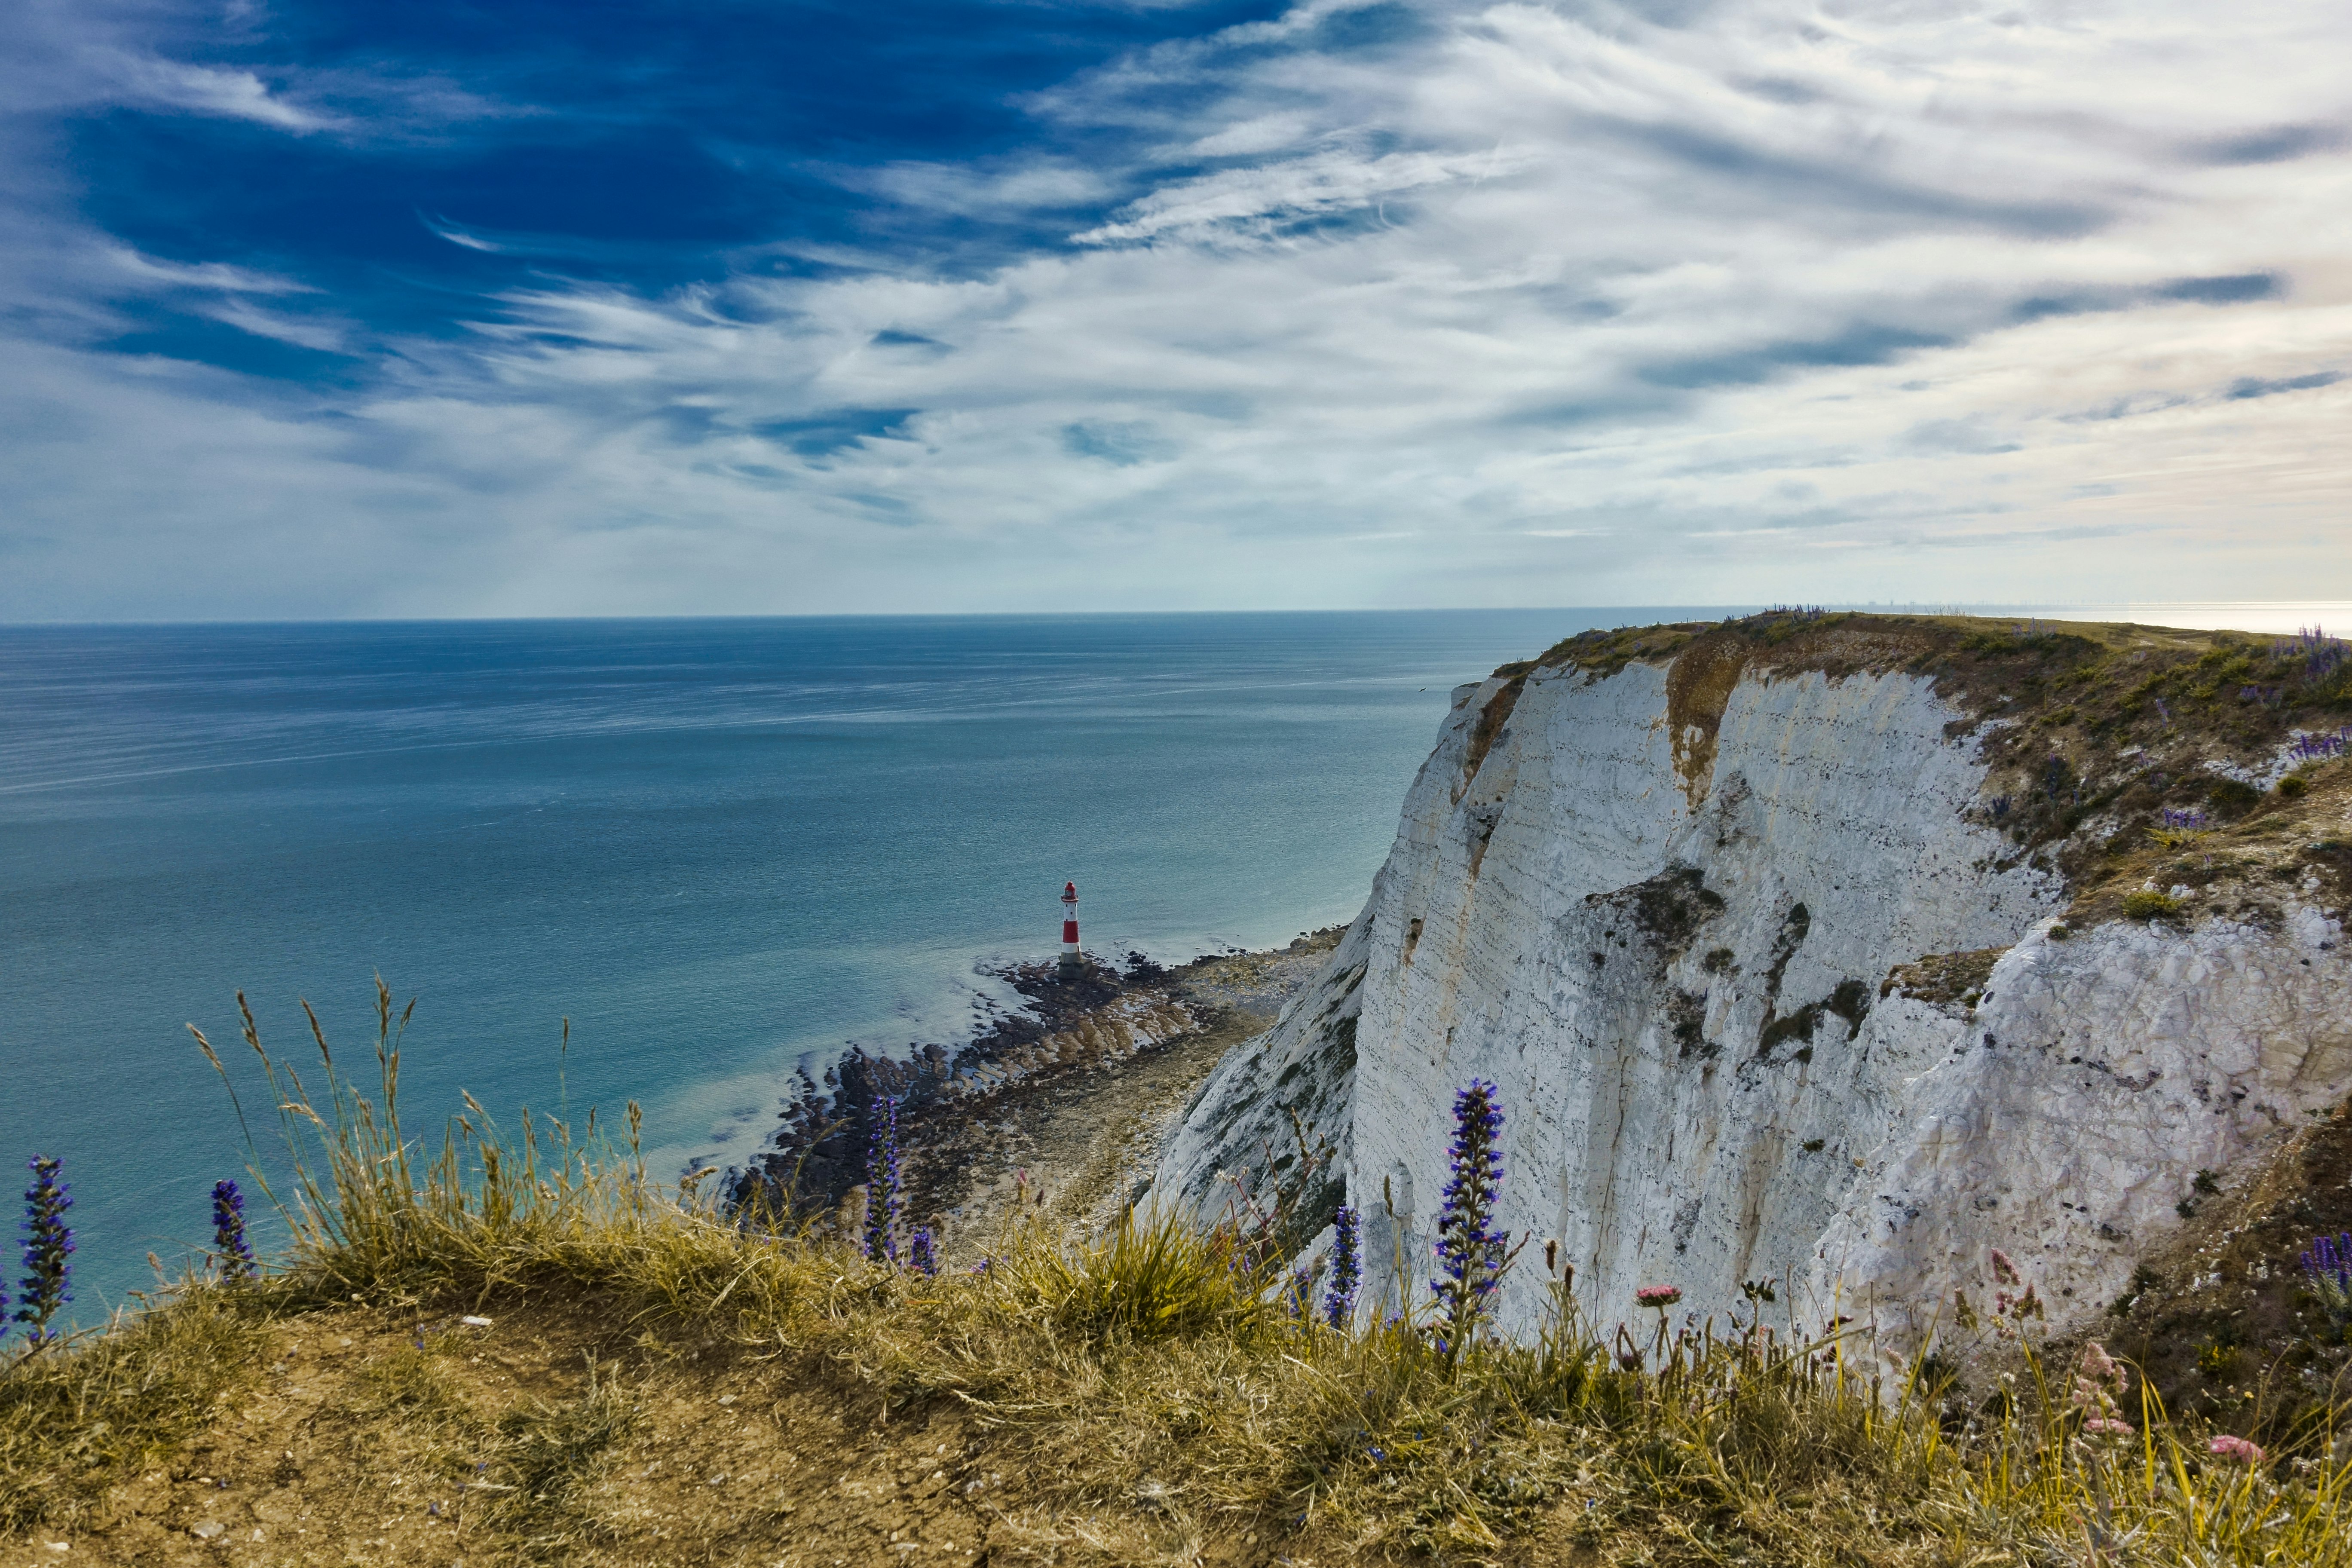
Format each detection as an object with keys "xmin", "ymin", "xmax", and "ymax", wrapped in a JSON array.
[{"xmin": 2, "ymin": 0, "xmax": 2349, "ymax": 618}]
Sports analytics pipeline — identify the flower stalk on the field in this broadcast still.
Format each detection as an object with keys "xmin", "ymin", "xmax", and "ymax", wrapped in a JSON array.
[
  {"xmin": 211, "ymin": 1179, "xmax": 256, "ymax": 1283},
  {"xmin": 1324, "ymin": 1204, "xmax": 1360, "ymax": 1330},
  {"xmin": 15, "ymin": 1155, "xmax": 74, "ymax": 1345},
  {"xmin": 1430, "ymin": 1079, "xmax": 1510, "ymax": 1364}
]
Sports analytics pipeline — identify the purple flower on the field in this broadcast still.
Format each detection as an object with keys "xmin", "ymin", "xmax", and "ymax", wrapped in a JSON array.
[
  {"xmin": 908, "ymin": 1225, "xmax": 937, "ymax": 1277},
  {"xmin": 1324, "ymin": 1204, "xmax": 1361, "ymax": 1330},
  {"xmin": 2298, "ymin": 1232, "xmax": 2352, "ymax": 1328},
  {"xmin": 2299, "ymin": 1231, "xmax": 2352, "ymax": 1289},
  {"xmin": 211, "ymin": 1179, "xmax": 255, "ymax": 1283},
  {"xmin": 862, "ymin": 1096, "xmax": 901, "ymax": 1267},
  {"xmin": 1430, "ymin": 1080, "xmax": 1510, "ymax": 1357},
  {"xmin": 15, "ymin": 1155, "xmax": 73, "ymax": 1343}
]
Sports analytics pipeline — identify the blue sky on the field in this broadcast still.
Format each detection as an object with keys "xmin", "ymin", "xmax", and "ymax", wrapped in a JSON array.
[{"xmin": 3, "ymin": 0, "xmax": 2348, "ymax": 618}]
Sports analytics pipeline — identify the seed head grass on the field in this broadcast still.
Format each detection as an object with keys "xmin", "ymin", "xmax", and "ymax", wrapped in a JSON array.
[{"xmin": 6, "ymin": 982, "xmax": 2352, "ymax": 1564}]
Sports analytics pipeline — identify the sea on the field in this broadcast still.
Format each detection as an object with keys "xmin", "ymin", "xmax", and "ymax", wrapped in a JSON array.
[
  {"xmin": 3, "ymin": 603, "xmax": 2343, "ymax": 1319},
  {"xmin": 0, "ymin": 610, "xmax": 1646, "ymax": 1316}
]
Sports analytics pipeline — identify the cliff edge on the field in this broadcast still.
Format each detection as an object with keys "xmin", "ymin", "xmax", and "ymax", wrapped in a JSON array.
[{"xmin": 1146, "ymin": 613, "xmax": 2352, "ymax": 1356}]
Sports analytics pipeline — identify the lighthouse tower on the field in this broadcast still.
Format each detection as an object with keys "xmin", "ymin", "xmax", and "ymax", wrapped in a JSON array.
[{"xmin": 1058, "ymin": 881, "xmax": 1083, "ymax": 977}]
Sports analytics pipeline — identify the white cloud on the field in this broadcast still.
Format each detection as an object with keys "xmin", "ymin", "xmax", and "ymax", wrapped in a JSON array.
[
  {"xmin": 855, "ymin": 160, "xmax": 1117, "ymax": 217},
  {"xmin": 4, "ymin": 0, "xmax": 2351, "ymax": 617},
  {"xmin": 1, "ymin": 0, "xmax": 528, "ymax": 143},
  {"xmin": 205, "ymin": 300, "xmax": 350, "ymax": 352},
  {"xmin": 104, "ymin": 53, "xmax": 336, "ymax": 130},
  {"xmin": 106, "ymin": 248, "xmax": 315, "ymax": 295},
  {"xmin": 1186, "ymin": 113, "xmax": 1315, "ymax": 157},
  {"xmin": 423, "ymin": 219, "xmax": 507, "ymax": 254},
  {"xmin": 1073, "ymin": 144, "xmax": 1541, "ymax": 242}
]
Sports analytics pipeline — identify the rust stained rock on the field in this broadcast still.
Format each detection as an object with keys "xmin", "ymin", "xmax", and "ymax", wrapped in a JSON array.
[{"xmin": 1663, "ymin": 631, "xmax": 1750, "ymax": 811}]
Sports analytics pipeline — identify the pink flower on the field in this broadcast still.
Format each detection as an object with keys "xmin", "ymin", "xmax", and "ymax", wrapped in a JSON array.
[
  {"xmin": 2208, "ymin": 1435, "xmax": 2265, "ymax": 1464},
  {"xmin": 1635, "ymin": 1285, "xmax": 1682, "ymax": 1308},
  {"xmin": 1990, "ymin": 1248, "xmax": 2022, "ymax": 1286},
  {"xmin": 2080, "ymin": 1341, "xmax": 2120, "ymax": 1382},
  {"xmin": 2082, "ymin": 1418, "xmax": 2135, "ymax": 1439}
]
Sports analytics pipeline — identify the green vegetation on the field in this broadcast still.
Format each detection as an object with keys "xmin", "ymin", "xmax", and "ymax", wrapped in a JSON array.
[
  {"xmin": 7, "ymin": 983, "xmax": 2352, "ymax": 1564},
  {"xmin": 0, "ymin": 1291, "xmax": 268, "ymax": 1528}
]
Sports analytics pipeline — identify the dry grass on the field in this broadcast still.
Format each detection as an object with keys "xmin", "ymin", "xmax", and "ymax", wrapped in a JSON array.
[
  {"xmin": 7, "ymin": 985, "xmax": 2352, "ymax": 1565},
  {"xmin": 0, "ymin": 1290, "xmax": 270, "ymax": 1529}
]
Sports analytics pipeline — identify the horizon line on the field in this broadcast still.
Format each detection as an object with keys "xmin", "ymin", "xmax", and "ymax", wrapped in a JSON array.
[{"xmin": 6, "ymin": 599, "xmax": 2351, "ymax": 631}]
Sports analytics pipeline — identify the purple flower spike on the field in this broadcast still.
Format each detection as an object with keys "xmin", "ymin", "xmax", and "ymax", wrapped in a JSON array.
[
  {"xmin": 211, "ymin": 1179, "xmax": 256, "ymax": 1283},
  {"xmin": 16, "ymin": 1155, "xmax": 73, "ymax": 1344},
  {"xmin": 2297, "ymin": 1231, "xmax": 2352, "ymax": 1332},
  {"xmin": 1324, "ymin": 1204, "xmax": 1362, "ymax": 1330},
  {"xmin": 2301, "ymin": 1232, "xmax": 2352, "ymax": 1292},
  {"xmin": 1430, "ymin": 1079, "xmax": 1510, "ymax": 1357}
]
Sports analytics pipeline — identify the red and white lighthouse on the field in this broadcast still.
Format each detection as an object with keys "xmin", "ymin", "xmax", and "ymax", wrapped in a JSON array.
[{"xmin": 1058, "ymin": 881, "xmax": 1082, "ymax": 977}]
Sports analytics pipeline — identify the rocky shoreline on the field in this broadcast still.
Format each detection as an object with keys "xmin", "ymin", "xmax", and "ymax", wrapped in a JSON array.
[{"xmin": 729, "ymin": 928, "xmax": 1346, "ymax": 1254}]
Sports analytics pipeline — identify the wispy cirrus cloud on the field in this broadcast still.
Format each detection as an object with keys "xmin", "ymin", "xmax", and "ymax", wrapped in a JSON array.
[
  {"xmin": 102, "ymin": 54, "xmax": 337, "ymax": 130},
  {"xmin": 104, "ymin": 248, "xmax": 316, "ymax": 295},
  {"xmin": 1073, "ymin": 143, "xmax": 1539, "ymax": 242},
  {"xmin": 1, "ymin": 0, "xmax": 2348, "ymax": 619}
]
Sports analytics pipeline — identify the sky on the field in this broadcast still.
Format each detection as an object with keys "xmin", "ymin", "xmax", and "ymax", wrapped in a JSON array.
[{"xmin": 3, "ymin": 0, "xmax": 2348, "ymax": 620}]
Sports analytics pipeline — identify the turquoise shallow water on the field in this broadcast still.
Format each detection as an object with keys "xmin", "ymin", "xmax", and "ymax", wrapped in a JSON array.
[{"xmin": 1, "ymin": 610, "xmax": 1724, "ymax": 1317}]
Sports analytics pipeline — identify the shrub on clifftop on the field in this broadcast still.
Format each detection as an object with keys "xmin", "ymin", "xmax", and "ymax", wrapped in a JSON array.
[{"xmin": 2123, "ymin": 888, "xmax": 2186, "ymax": 920}]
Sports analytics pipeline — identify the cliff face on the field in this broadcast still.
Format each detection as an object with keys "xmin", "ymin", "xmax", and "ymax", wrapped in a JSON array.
[{"xmin": 1147, "ymin": 616, "xmax": 2352, "ymax": 1351}]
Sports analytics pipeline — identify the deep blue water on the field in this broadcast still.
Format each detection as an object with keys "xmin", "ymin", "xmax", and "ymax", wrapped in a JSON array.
[{"xmin": 0, "ymin": 610, "xmax": 1718, "ymax": 1318}]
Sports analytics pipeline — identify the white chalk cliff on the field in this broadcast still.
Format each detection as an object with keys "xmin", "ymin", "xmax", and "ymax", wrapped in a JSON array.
[{"xmin": 1147, "ymin": 628, "xmax": 2352, "ymax": 1352}]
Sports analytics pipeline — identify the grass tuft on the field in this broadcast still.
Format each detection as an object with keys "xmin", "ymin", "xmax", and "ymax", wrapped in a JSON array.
[{"xmin": 0, "ymin": 1290, "xmax": 270, "ymax": 1532}]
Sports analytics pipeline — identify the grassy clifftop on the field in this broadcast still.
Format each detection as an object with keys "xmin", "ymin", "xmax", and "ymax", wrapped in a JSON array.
[
  {"xmin": 8, "ymin": 985, "xmax": 2352, "ymax": 1567},
  {"xmin": 1513, "ymin": 610, "xmax": 2352, "ymax": 919}
]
